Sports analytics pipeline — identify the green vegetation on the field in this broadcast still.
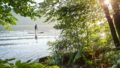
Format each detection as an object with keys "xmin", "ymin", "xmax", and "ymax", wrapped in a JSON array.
[
  {"xmin": 0, "ymin": 0, "xmax": 39, "ymax": 29},
  {"xmin": 1, "ymin": 0, "xmax": 120, "ymax": 68},
  {"xmin": 38, "ymin": 0, "xmax": 120, "ymax": 67},
  {"xmin": 0, "ymin": 58, "xmax": 59, "ymax": 68}
]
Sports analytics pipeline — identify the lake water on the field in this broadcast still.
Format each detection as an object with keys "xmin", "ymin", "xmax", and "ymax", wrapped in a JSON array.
[{"xmin": 0, "ymin": 31, "xmax": 57, "ymax": 62}]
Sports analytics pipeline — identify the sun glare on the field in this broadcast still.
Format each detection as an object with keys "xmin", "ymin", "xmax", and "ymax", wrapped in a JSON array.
[
  {"xmin": 104, "ymin": 0, "xmax": 110, "ymax": 5},
  {"xmin": 104, "ymin": 0, "xmax": 112, "ymax": 9}
]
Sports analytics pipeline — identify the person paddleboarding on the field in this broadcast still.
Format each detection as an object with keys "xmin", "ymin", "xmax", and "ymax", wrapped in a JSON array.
[{"xmin": 35, "ymin": 24, "xmax": 38, "ymax": 40}]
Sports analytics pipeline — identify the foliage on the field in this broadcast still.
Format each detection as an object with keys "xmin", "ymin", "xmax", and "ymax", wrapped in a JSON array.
[
  {"xmin": 0, "ymin": 58, "xmax": 59, "ymax": 68},
  {"xmin": 38, "ymin": 0, "xmax": 120, "ymax": 67},
  {"xmin": 0, "ymin": 0, "xmax": 120, "ymax": 68},
  {"xmin": 0, "ymin": 0, "xmax": 40, "ymax": 29}
]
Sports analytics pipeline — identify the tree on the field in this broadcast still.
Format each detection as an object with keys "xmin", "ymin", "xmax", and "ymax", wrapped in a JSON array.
[
  {"xmin": 99, "ymin": 0, "xmax": 120, "ymax": 48},
  {"xmin": 38, "ymin": 0, "xmax": 113, "ymax": 66},
  {"xmin": 0, "ymin": 0, "xmax": 39, "ymax": 29},
  {"xmin": 111, "ymin": 0, "xmax": 120, "ymax": 40}
]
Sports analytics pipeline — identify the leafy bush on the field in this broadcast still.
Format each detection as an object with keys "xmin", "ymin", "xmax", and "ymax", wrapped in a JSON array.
[
  {"xmin": 46, "ymin": 0, "xmax": 112, "ymax": 67},
  {"xmin": 0, "ymin": 59, "xmax": 59, "ymax": 68}
]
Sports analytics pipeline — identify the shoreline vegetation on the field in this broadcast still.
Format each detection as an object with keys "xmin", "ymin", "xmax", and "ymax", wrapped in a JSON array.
[{"xmin": 0, "ymin": 58, "xmax": 59, "ymax": 68}]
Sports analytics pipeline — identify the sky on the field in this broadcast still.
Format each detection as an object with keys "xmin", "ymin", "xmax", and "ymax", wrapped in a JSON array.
[{"xmin": 34, "ymin": 0, "xmax": 44, "ymax": 3}]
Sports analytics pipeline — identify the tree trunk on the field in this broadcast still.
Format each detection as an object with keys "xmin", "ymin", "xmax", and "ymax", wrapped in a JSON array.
[
  {"xmin": 111, "ymin": 0, "xmax": 120, "ymax": 40},
  {"xmin": 99, "ymin": 0, "xmax": 120, "ymax": 48}
]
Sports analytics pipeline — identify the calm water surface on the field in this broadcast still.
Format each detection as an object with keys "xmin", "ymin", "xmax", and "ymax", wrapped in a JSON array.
[{"xmin": 0, "ymin": 31, "xmax": 57, "ymax": 62}]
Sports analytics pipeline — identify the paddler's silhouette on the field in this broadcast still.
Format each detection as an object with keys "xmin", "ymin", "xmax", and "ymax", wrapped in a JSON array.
[{"xmin": 35, "ymin": 24, "xmax": 38, "ymax": 40}]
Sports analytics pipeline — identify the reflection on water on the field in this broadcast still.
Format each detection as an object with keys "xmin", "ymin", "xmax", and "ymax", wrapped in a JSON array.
[{"xmin": 0, "ymin": 31, "xmax": 56, "ymax": 62}]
